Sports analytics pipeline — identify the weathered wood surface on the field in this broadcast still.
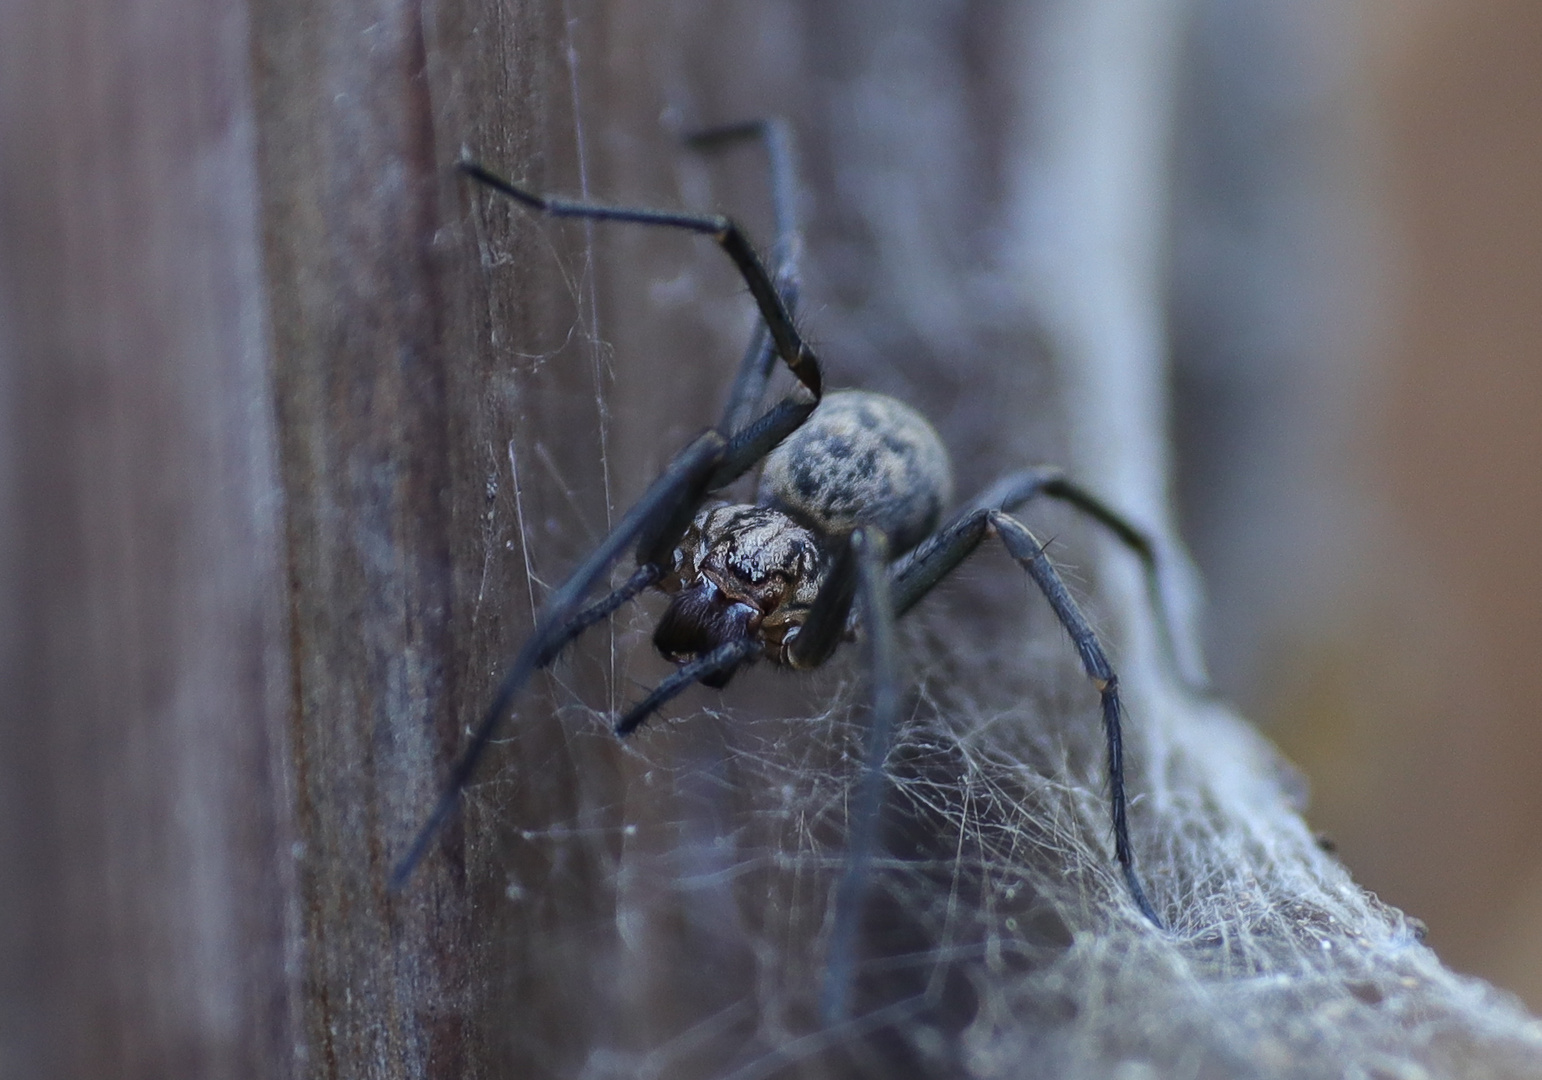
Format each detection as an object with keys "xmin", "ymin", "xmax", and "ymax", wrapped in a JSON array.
[{"xmin": 0, "ymin": 0, "xmax": 295, "ymax": 1076}]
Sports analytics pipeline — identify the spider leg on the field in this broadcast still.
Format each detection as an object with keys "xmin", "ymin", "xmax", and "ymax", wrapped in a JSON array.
[
  {"xmin": 612, "ymin": 636, "xmax": 760, "ymax": 736},
  {"xmin": 991, "ymin": 513, "xmax": 1161, "ymax": 925},
  {"xmin": 561, "ymin": 563, "xmax": 664, "ymax": 645},
  {"xmin": 890, "ymin": 505, "xmax": 1164, "ymax": 927},
  {"xmin": 459, "ymin": 159, "xmax": 821, "ymax": 400},
  {"xmin": 686, "ymin": 118, "xmax": 801, "ymax": 278},
  {"xmin": 809, "ymin": 528, "xmax": 898, "ymax": 1025},
  {"xmin": 693, "ymin": 117, "xmax": 817, "ymax": 479},
  {"xmin": 707, "ymin": 383, "xmax": 819, "ymax": 492},
  {"xmin": 901, "ymin": 467, "xmax": 1204, "ymax": 691},
  {"xmin": 685, "ymin": 119, "xmax": 805, "ymax": 436},
  {"xmin": 719, "ymin": 323, "xmax": 781, "ymax": 441},
  {"xmin": 390, "ymin": 430, "xmax": 727, "ymax": 889}
]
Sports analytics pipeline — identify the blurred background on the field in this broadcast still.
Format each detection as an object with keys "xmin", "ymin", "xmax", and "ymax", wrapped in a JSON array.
[{"xmin": 1171, "ymin": 0, "xmax": 1542, "ymax": 1010}]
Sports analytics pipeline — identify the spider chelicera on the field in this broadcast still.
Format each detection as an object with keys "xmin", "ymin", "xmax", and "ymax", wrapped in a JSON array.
[{"xmin": 394, "ymin": 119, "xmax": 1174, "ymax": 1022}]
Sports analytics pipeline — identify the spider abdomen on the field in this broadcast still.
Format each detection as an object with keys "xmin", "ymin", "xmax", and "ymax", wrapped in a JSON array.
[{"xmin": 757, "ymin": 390, "xmax": 953, "ymax": 555}]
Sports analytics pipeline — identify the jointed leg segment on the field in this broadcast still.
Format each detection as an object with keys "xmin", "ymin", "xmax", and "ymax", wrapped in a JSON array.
[
  {"xmin": 613, "ymin": 637, "xmax": 761, "ymax": 736},
  {"xmin": 991, "ymin": 513, "xmax": 1160, "ymax": 925},
  {"xmin": 797, "ymin": 528, "xmax": 898, "ymax": 1024},
  {"xmin": 685, "ymin": 119, "xmax": 804, "ymax": 438},
  {"xmin": 457, "ymin": 158, "xmax": 819, "ymax": 400},
  {"xmin": 948, "ymin": 467, "xmax": 1200, "ymax": 689},
  {"xmin": 890, "ymin": 482, "xmax": 1165, "ymax": 927}
]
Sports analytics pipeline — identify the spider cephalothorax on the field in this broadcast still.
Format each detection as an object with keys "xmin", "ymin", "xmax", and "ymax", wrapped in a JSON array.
[
  {"xmin": 654, "ymin": 503, "xmax": 823, "ymax": 677},
  {"xmin": 655, "ymin": 390, "xmax": 954, "ymax": 679}
]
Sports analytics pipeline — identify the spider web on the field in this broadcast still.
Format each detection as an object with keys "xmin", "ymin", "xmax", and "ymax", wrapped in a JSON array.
[{"xmin": 476, "ymin": 510, "xmax": 1542, "ymax": 1079}]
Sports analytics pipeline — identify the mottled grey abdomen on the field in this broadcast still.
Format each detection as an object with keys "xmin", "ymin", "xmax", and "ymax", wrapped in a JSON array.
[{"xmin": 757, "ymin": 390, "xmax": 954, "ymax": 555}]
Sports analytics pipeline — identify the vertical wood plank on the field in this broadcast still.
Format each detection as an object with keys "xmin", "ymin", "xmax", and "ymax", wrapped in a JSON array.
[{"xmin": 0, "ymin": 0, "xmax": 299, "ymax": 1076}]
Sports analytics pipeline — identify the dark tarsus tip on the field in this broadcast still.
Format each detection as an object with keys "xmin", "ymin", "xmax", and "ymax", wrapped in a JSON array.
[
  {"xmin": 683, "ymin": 118, "xmax": 775, "ymax": 148},
  {"xmin": 458, "ymin": 160, "xmax": 544, "ymax": 211},
  {"xmin": 614, "ymin": 637, "xmax": 757, "ymax": 737}
]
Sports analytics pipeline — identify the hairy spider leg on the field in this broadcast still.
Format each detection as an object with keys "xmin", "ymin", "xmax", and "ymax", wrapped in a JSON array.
[
  {"xmin": 459, "ymin": 155, "xmax": 822, "ymax": 486},
  {"xmin": 612, "ymin": 637, "xmax": 761, "ymax": 736},
  {"xmin": 706, "ymin": 386, "xmax": 819, "ymax": 491},
  {"xmin": 687, "ymin": 118, "xmax": 802, "ymax": 276},
  {"xmin": 456, "ymin": 159, "xmax": 820, "ymax": 400},
  {"xmin": 810, "ymin": 528, "xmax": 898, "ymax": 1025},
  {"xmin": 889, "ymin": 498, "xmax": 1165, "ymax": 928},
  {"xmin": 684, "ymin": 119, "xmax": 805, "ymax": 437},
  {"xmin": 993, "ymin": 514, "xmax": 1160, "ymax": 924},
  {"xmin": 960, "ymin": 468, "xmax": 1209, "ymax": 693},
  {"xmin": 563, "ymin": 564, "xmax": 665, "ymax": 645},
  {"xmin": 390, "ymin": 431, "xmax": 726, "ymax": 890}
]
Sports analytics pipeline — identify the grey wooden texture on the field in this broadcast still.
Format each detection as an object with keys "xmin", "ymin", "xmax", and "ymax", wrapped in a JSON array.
[{"xmin": 0, "ymin": 0, "xmax": 297, "ymax": 1076}]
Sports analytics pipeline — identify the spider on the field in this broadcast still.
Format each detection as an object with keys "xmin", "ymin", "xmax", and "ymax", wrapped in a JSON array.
[{"xmin": 394, "ymin": 119, "xmax": 1175, "ymax": 1023}]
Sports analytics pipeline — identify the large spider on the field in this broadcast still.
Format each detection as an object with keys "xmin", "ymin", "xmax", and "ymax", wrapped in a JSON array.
[{"xmin": 395, "ymin": 120, "xmax": 1175, "ymax": 1022}]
